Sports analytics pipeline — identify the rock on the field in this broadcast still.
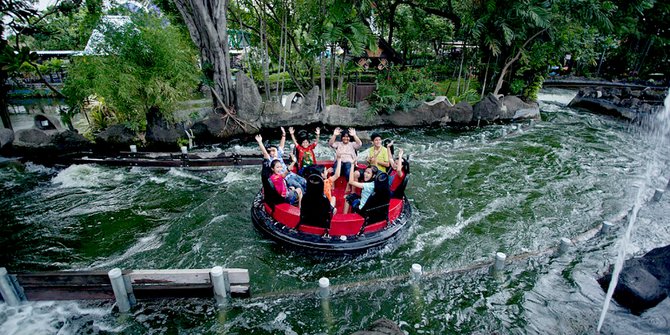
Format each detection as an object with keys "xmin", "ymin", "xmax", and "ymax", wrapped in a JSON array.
[
  {"xmin": 145, "ymin": 107, "xmax": 183, "ymax": 151},
  {"xmin": 299, "ymin": 86, "xmax": 322, "ymax": 115},
  {"xmin": 235, "ymin": 71, "xmax": 263, "ymax": 124},
  {"xmin": 502, "ymin": 96, "xmax": 540, "ymax": 120},
  {"xmin": 473, "ymin": 93, "xmax": 503, "ymax": 123},
  {"xmin": 385, "ymin": 98, "xmax": 447, "ymax": 126},
  {"xmin": 52, "ymin": 130, "xmax": 92, "ymax": 152},
  {"xmin": 191, "ymin": 112, "xmax": 248, "ymax": 142},
  {"xmin": 350, "ymin": 318, "xmax": 403, "ymax": 335},
  {"xmin": 14, "ymin": 128, "xmax": 51, "ymax": 147},
  {"xmin": 442, "ymin": 101, "xmax": 474, "ymax": 124},
  {"xmin": 0, "ymin": 128, "xmax": 14, "ymax": 150},
  {"xmin": 598, "ymin": 244, "xmax": 670, "ymax": 314},
  {"xmin": 321, "ymin": 104, "xmax": 385, "ymax": 127},
  {"xmin": 95, "ymin": 124, "xmax": 137, "ymax": 152}
]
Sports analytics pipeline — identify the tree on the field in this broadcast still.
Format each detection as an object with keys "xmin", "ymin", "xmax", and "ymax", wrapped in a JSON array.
[
  {"xmin": 172, "ymin": 0, "xmax": 235, "ymax": 109},
  {"xmin": 62, "ymin": 12, "xmax": 200, "ymax": 132}
]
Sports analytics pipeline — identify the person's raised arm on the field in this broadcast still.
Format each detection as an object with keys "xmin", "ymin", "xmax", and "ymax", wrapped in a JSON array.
[
  {"xmin": 256, "ymin": 134, "xmax": 270, "ymax": 160},
  {"xmin": 387, "ymin": 140, "xmax": 397, "ymax": 170},
  {"xmin": 348, "ymin": 162, "xmax": 364, "ymax": 188},
  {"xmin": 349, "ymin": 128, "xmax": 362, "ymax": 147},
  {"xmin": 288, "ymin": 126, "xmax": 299, "ymax": 146},
  {"xmin": 329, "ymin": 127, "xmax": 341, "ymax": 146},
  {"xmin": 313, "ymin": 127, "xmax": 320, "ymax": 146},
  {"xmin": 279, "ymin": 127, "xmax": 286, "ymax": 151},
  {"xmin": 396, "ymin": 149, "xmax": 405, "ymax": 178}
]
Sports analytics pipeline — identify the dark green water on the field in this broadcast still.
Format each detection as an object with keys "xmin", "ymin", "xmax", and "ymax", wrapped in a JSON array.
[{"xmin": 1, "ymin": 89, "xmax": 670, "ymax": 334}]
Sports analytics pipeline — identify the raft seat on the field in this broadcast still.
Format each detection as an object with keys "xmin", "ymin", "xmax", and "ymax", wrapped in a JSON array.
[
  {"xmin": 329, "ymin": 214, "xmax": 365, "ymax": 236},
  {"xmin": 271, "ymin": 203, "xmax": 300, "ymax": 228}
]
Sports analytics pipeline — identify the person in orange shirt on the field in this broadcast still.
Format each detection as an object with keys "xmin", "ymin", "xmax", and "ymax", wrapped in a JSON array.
[{"xmin": 319, "ymin": 158, "xmax": 342, "ymax": 214}]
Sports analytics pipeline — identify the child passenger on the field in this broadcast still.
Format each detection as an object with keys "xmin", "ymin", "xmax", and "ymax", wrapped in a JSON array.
[
  {"xmin": 255, "ymin": 131, "xmax": 306, "ymax": 191},
  {"xmin": 366, "ymin": 132, "xmax": 390, "ymax": 173},
  {"xmin": 386, "ymin": 141, "xmax": 409, "ymax": 197},
  {"xmin": 289, "ymin": 127, "xmax": 320, "ymax": 175},
  {"xmin": 344, "ymin": 163, "xmax": 377, "ymax": 214},
  {"xmin": 269, "ymin": 157, "xmax": 303, "ymax": 207},
  {"xmin": 319, "ymin": 159, "xmax": 342, "ymax": 214}
]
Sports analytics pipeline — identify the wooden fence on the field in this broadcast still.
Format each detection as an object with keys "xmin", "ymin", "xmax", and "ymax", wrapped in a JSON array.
[{"xmin": 0, "ymin": 267, "xmax": 250, "ymax": 312}]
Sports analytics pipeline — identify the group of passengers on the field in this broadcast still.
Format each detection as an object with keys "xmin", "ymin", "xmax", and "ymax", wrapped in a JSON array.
[{"xmin": 256, "ymin": 126, "xmax": 409, "ymax": 217}]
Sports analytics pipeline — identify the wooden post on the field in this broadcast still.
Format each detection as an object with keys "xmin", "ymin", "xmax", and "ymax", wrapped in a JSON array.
[
  {"xmin": 108, "ymin": 268, "xmax": 130, "ymax": 313},
  {"xmin": 210, "ymin": 266, "xmax": 228, "ymax": 305},
  {"xmin": 0, "ymin": 267, "xmax": 20, "ymax": 306}
]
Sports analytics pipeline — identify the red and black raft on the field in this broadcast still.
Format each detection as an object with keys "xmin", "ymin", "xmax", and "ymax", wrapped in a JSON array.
[{"xmin": 251, "ymin": 161, "xmax": 412, "ymax": 253}]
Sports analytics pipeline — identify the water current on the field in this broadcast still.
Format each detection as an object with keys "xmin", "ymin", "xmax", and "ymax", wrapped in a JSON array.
[{"xmin": 1, "ymin": 88, "xmax": 670, "ymax": 334}]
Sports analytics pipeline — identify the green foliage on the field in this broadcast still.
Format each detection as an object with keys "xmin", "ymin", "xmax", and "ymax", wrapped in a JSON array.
[
  {"xmin": 368, "ymin": 67, "xmax": 437, "ymax": 115},
  {"xmin": 63, "ymin": 12, "xmax": 200, "ymax": 133}
]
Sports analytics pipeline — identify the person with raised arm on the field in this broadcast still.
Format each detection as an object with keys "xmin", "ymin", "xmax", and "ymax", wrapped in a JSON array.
[
  {"xmin": 329, "ymin": 127, "xmax": 362, "ymax": 193},
  {"xmin": 255, "ymin": 130, "xmax": 306, "ymax": 191},
  {"xmin": 289, "ymin": 127, "xmax": 320, "ymax": 175}
]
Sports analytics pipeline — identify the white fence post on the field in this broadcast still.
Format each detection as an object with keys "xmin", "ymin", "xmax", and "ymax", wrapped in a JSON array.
[
  {"xmin": 0, "ymin": 267, "xmax": 20, "ymax": 306},
  {"xmin": 318, "ymin": 277, "xmax": 330, "ymax": 298},
  {"xmin": 210, "ymin": 266, "xmax": 228, "ymax": 305},
  {"xmin": 108, "ymin": 268, "xmax": 130, "ymax": 313}
]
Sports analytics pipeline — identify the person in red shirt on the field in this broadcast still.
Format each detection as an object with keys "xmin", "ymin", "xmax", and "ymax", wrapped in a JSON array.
[
  {"xmin": 269, "ymin": 156, "xmax": 302, "ymax": 207},
  {"xmin": 289, "ymin": 126, "xmax": 320, "ymax": 175},
  {"xmin": 386, "ymin": 142, "xmax": 409, "ymax": 197}
]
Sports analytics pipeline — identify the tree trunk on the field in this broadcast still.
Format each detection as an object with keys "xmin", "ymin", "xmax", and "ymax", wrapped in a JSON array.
[
  {"xmin": 174, "ymin": 0, "xmax": 235, "ymax": 109},
  {"xmin": 493, "ymin": 29, "xmax": 546, "ymax": 96},
  {"xmin": 320, "ymin": 52, "xmax": 326, "ymax": 110},
  {"xmin": 387, "ymin": 2, "xmax": 399, "ymax": 45},
  {"xmin": 330, "ymin": 44, "xmax": 335, "ymax": 105}
]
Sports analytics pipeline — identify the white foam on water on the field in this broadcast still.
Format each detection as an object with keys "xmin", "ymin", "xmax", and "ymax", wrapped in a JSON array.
[
  {"xmin": 222, "ymin": 170, "xmax": 255, "ymax": 184},
  {"xmin": 167, "ymin": 168, "xmax": 215, "ymax": 184},
  {"xmin": 0, "ymin": 301, "xmax": 121, "ymax": 335},
  {"xmin": 51, "ymin": 164, "xmax": 107, "ymax": 189},
  {"xmin": 538, "ymin": 89, "xmax": 579, "ymax": 105},
  {"xmin": 23, "ymin": 162, "xmax": 57, "ymax": 175}
]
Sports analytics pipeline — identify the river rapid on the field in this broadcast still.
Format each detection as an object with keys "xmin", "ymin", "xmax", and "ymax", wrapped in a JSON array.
[{"xmin": 1, "ymin": 88, "xmax": 669, "ymax": 334}]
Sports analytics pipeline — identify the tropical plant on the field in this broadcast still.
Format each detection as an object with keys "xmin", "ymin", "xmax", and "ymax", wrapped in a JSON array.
[{"xmin": 63, "ymin": 12, "xmax": 200, "ymax": 133}]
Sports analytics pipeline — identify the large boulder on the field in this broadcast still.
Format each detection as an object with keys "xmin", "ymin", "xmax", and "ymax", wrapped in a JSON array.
[
  {"xmin": 598, "ymin": 244, "xmax": 670, "ymax": 314},
  {"xmin": 350, "ymin": 318, "xmax": 403, "ymax": 335},
  {"xmin": 95, "ymin": 125, "xmax": 137, "ymax": 152},
  {"xmin": 502, "ymin": 96, "xmax": 541, "ymax": 120},
  {"xmin": 14, "ymin": 128, "xmax": 51, "ymax": 147},
  {"xmin": 299, "ymin": 86, "xmax": 322, "ymax": 115},
  {"xmin": 442, "ymin": 101, "xmax": 474, "ymax": 124},
  {"xmin": 473, "ymin": 93, "xmax": 503, "ymax": 123},
  {"xmin": 0, "ymin": 128, "xmax": 14, "ymax": 151},
  {"xmin": 52, "ymin": 130, "xmax": 92, "ymax": 152},
  {"xmin": 235, "ymin": 71, "xmax": 263, "ymax": 125},
  {"xmin": 385, "ymin": 98, "xmax": 448, "ymax": 126},
  {"xmin": 191, "ymin": 112, "xmax": 249, "ymax": 142},
  {"xmin": 145, "ymin": 107, "xmax": 183, "ymax": 151},
  {"xmin": 321, "ymin": 103, "xmax": 385, "ymax": 127}
]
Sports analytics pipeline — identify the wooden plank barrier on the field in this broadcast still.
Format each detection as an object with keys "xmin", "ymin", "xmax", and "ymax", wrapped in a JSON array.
[{"xmin": 1, "ymin": 267, "xmax": 250, "ymax": 310}]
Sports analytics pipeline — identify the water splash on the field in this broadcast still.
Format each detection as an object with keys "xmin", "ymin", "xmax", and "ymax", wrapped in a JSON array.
[{"xmin": 597, "ymin": 88, "xmax": 670, "ymax": 332}]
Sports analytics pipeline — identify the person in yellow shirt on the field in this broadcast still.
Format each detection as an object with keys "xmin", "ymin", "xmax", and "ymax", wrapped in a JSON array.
[{"xmin": 366, "ymin": 133, "xmax": 390, "ymax": 173}]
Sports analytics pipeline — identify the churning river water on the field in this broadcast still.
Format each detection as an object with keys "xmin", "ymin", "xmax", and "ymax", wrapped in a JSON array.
[{"xmin": 1, "ymin": 88, "xmax": 670, "ymax": 334}]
